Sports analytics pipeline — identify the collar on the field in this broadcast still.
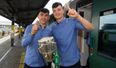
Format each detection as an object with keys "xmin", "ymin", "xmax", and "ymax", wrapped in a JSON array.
[
  {"xmin": 39, "ymin": 25, "xmax": 47, "ymax": 29},
  {"xmin": 55, "ymin": 17, "xmax": 66, "ymax": 24}
]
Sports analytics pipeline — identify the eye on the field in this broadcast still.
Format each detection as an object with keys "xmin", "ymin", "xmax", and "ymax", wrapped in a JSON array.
[
  {"xmin": 53, "ymin": 9, "xmax": 56, "ymax": 13},
  {"xmin": 45, "ymin": 14, "xmax": 48, "ymax": 17}
]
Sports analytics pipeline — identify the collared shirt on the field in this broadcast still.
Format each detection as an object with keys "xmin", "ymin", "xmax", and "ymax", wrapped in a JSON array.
[
  {"xmin": 50, "ymin": 18, "xmax": 86, "ymax": 66},
  {"xmin": 21, "ymin": 24, "xmax": 51, "ymax": 67}
]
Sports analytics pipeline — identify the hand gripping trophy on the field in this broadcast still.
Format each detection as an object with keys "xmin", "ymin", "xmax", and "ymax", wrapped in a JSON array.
[{"xmin": 38, "ymin": 37, "xmax": 60, "ymax": 68}]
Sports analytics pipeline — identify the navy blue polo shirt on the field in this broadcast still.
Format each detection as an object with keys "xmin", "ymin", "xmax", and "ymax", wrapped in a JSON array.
[{"xmin": 50, "ymin": 18, "xmax": 86, "ymax": 66}]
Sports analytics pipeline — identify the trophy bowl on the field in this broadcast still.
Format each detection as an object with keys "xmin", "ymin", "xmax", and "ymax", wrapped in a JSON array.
[{"xmin": 38, "ymin": 37, "xmax": 57, "ymax": 62}]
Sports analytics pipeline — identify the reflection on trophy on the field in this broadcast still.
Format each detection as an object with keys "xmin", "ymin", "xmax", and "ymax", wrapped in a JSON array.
[{"xmin": 38, "ymin": 37, "xmax": 57, "ymax": 62}]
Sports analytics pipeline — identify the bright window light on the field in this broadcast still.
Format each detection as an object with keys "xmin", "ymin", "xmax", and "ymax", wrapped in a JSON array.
[{"xmin": 45, "ymin": 0, "xmax": 71, "ymax": 14}]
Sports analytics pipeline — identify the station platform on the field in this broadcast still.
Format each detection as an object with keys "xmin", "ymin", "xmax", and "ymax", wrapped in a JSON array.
[
  {"xmin": 0, "ymin": 32, "xmax": 90, "ymax": 68},
  {"xmin": 0, "ymin": 34, "xmax": 25, "ymax": 68}
]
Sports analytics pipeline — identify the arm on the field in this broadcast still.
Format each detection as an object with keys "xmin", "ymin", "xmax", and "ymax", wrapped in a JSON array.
[
  {"xmin": 67, "ymin": 9, "xmax": 94, "ymax": 30},
  {"xmin": 76, "ymin": 14, "xmax": 94, "ymax": 30},
  {"xmin": 21, "ymin": 25, "xmax": 34, "ymax": 47},
  {"xmin": 21, "ymin": 22, "xmax": 40, "ymax": 47}
]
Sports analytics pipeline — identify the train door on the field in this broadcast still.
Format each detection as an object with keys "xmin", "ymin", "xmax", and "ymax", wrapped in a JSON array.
[
  {"xmin": 77, "ymin": 2, "xmax": 92, "ymax": 67},
  {"xmin": 89, "ymin": 0, "xmax": 116, "ymax": 68}
]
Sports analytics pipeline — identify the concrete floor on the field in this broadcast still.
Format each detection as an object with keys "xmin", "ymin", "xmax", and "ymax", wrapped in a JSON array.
[{"xmin": 0, "ymin": 34, "xmax": 25, "ymax": 68}]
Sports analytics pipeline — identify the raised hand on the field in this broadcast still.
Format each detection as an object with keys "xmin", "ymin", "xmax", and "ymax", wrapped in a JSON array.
[
  {"xmin": 67, "ymin": 6, "xmax": 81, "ymax": 19},
  {"xmin": 31, "ymin": 21, "xmax": 39, "ymax": 35},
  {"xmin": 67, "ymin": 5, "xmax": 94, "ymax": 30}
]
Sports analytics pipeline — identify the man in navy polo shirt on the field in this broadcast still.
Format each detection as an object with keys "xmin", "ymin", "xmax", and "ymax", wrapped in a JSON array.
[{"xmin": 50, "ymin": 2, "xmax": 94, "ymax": 68}]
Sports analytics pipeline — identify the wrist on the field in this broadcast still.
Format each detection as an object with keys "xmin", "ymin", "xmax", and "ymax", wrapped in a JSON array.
[{"xmin": 76, "ymin": 15, "xmax": 82, "ymax": 20}]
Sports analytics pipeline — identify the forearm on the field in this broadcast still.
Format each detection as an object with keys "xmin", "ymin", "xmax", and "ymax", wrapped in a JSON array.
[{"xmin": 76, "ymin": 15, "xmax": 94, "ymax": 30}]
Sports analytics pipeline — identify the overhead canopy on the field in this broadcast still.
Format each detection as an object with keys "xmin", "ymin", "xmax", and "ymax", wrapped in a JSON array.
[
  {"xmin": 76, "ymin": 0, "xmax": 92, "ymax": 8},
  {"xmin": 0, "ymin": 0, "xmax": 49, "ymax": 27}
]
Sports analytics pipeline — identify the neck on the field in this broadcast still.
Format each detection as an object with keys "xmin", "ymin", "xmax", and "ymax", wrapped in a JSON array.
[
  {"xmin": 41, "ymin": 24, "xmax": 46, "ymax": 29},
  {"xmin": 56, "ymin": 17, "xmax": 64, "ymax": 23}
]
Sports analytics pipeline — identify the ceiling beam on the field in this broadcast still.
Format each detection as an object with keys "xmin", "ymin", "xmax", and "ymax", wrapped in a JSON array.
[{"xmin": 5, "ymin": 0, "xmax": 17, "ymax": 14}]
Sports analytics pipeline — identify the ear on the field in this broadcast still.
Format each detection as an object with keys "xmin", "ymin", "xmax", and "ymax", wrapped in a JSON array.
[
  {"xmin": 45, "ymin": 15, "xmax": 50, "ymax": 23},
  {"xmin": 47, "ymin": 16, "xmax": 50, "ymax": 21}
]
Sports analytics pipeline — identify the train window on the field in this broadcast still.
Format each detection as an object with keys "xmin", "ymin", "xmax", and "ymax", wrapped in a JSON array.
[{"xmin": 98, "ymin": 8, "xmax": 116, "ymax": 59}]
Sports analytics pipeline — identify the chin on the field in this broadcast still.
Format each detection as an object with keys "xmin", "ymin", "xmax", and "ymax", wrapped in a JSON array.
[{"xmin": 55, "ymin": 16, "xmax": 61, "ymax": 20}]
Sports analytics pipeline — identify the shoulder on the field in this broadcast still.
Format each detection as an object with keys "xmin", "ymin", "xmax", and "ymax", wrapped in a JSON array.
[
  {"xmin": 26, "ymin": 24, "xmax": 32, "ymax": 29},
  {"xmin": 63, "ymin": 18, "xmax": 80, "ymax": 25},
  {"xmin": 25, "ymin": 24, "xmax": 32, "ymax": 32},
  {"xmin": 67, "ymin": 18, "xmax": 79, "ymax": 22},
  {"xmin": 49, "ymin": 22, "xmax": 56, "ymax": 28}
]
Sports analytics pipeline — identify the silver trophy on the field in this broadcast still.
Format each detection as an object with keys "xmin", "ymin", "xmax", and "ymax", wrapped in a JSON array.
[{"xmin": 38, "ymin": 37, "xmax": 57, "ymax": 62}]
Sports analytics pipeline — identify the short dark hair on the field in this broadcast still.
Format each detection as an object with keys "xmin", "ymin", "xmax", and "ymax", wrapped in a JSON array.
[
  {"xmin": 52, "ymin": 2, "xmax": 63, "ymax": 8},
  {"xmin": 38, "ymin": 8, "xmax": 49, "ymax": 14}
]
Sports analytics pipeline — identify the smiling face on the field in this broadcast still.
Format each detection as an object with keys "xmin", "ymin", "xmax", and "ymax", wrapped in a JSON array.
[
  {"xmin": 52, "ymin": 5, "xmax": 64, "ymax": 21},
  {"xmin": 37, "ymin": 8, "xmax": 49, "ymax": 25},
  {"xmin": 52, "ymin": 2, "xmax": 64, "ymax": 22},
  {"xmin": 38, "ymin": 12, "xmax": 49, "ymax": 25}
]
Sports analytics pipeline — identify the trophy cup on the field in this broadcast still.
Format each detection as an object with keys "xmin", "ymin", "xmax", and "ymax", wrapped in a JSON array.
[{"xmin": 38, "ymin": 37, "xmax": 57, "ymax": 63}]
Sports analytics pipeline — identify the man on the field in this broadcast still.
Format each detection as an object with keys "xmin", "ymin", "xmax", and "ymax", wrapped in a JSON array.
[
  {"xmin": 49, "ymin": 2, "xmax": 94, "ymax": 68},
  {"xmin": 21, "ymin": 8, "xmax": 51, "ymax": 68},
  {"xmin": 10, "ymin": 31, "xmax": 14, "ymax": 47}
]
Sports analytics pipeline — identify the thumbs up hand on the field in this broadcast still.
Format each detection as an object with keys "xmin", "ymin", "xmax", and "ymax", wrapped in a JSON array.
[{"xmin": 31, "ymin": 21, "xmax": 39, "ymax": 35}]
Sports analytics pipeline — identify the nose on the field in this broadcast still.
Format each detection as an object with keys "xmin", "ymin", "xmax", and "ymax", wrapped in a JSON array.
[{"xmin": 41, "ymin": 15, "xmax": 46, "ymax": 19}]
